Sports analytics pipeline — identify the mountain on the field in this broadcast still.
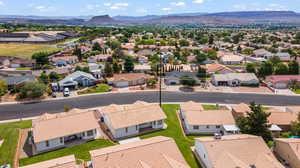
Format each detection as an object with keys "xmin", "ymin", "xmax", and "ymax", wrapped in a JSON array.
[{"xmin": 86, "ymin": 15, "xmax": 121, "ymax": 25}]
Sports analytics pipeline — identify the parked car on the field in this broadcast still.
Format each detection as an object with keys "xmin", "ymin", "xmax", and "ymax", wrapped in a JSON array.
[
  {"xmin": 51, "ymin": 92, "xmax": 57, "ymax": 98},
  {"xmin": 63, "ymin": 88, "xmax": 70, "ymax": 97}
]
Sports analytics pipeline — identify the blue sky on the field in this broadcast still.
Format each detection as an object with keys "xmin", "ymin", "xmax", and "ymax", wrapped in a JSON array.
[{"xmin": 0, "ymin": 0, "xmax": 299, "ymax": 16}]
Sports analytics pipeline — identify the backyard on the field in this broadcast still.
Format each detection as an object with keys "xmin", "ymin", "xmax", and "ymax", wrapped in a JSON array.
[
  {"xmin": 0, "ymin": 44, "xmax": 60, "ymax": 58},
  {"xmin": 19, "ymin": 139, "xmax": 115, "ymax": 166},
  {"xmin": 0, "ymin": 120, "xmax": 32, "ymax": 166}
]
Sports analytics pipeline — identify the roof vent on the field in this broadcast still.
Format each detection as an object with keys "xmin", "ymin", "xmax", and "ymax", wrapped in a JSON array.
[{"xmin": 249, "ymin": 164, "xmax": 256, "ymax": 168}]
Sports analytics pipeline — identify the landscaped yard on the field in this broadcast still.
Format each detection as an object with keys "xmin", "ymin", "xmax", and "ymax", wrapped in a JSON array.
[
  {"xmin": 0, "ymin": 44, "xmax": 60, "ymax": 58},
  {"xmin": 78, "ymin": 84, "xmax": 111, "ymax": 95},
  {"xmin": 140, "ymin": 104, "xmax": 201, "ymax": 168},
  {"xmin": 19, "ymin": 139, "xmax": 115, "ymax": 166},
  {"xmin": 292, "ymin": 89, "xmax": 300, "ymax": 94},
  {"xmin": 202, "ymin": 104, "xmax": 220, "ymax": 110},
  {"xmin": 0, "ymin": 120, "xmax": 32, "ymax": 166}
]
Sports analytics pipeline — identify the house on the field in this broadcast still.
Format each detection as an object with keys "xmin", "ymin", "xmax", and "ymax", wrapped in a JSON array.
[
  {"xmin": 194, "ymin": 134, "xmax": 284, "ymax": 168},
  {"xmin": 275, "ymin": 52, "xmax": 291, "ymax": 61},
  {"xmin": 88, "ymin": 64, "xmax": 103, "ymax": 79},
  {"xmin": 134, "ymin": 64, "xmax": 151, "ymax": 73},
  {"xmin": 286, "ymin": 106, "xmax": 300, "ymax": 113},
  {"xmin": 274, "ymin": 138, "xmax": 300, "ymax": 168},
  {"xmin": 19, "ymin": 155, "xmax": 83, "ymax": 168},
  {"xmin": 180, "ymin": 101, "xmax": 239, "ymax": 135},
  {"xmin": 107, "ymin": 73, "xmax": 152, "ymax": 88},
  {"xmin": 268, "ymin": 111, "xmax": 298, "ymax": 132},
  {"xmin": 52, "ymin": 56, "xmax": 78, "ymax": 66},
  {"xmin": 90, "ymin": 136, "xmax": 189, "ymax": 168},
  {"xmin": 211, "ymin": 73, "xmax": 259, "ymax": 86},
  {"xmin": 57, "ymin": 71, "xmax": 97, "ymax": 91},
  {"xmin": 2, "ymin": 75, "xmax": 35, "ymax": 88},
  {"xmin": 204, "ymin": 63, "xmax": 236, "ymax": 74},
  {"xmin": 231, "ymin": 103, "xmax": 251, "ymax": 119},
  {"xmin": 31, "ymin": 109, "xmax": 102, "ymax": 154},
  {"xmin": 99, "ymin": 101, "xmax": 166, "ymax": 139},
  {"xmin": 220, "ymin": 55, "xmax": 244, "ymax": 65},
  {"xmin": 265, "ymin": 75, "xmax": 300, "ymax": 89},
  {"xmin": 87, "ymin": 54, "xmax": 111, "ymax": 63},
  {"xmin": 253, "ymin": 48, "xmax": 272, "ymax": 58},
  {"xmin": 164, "ymin": 71, "xmax": 200, "ymax": 85}
]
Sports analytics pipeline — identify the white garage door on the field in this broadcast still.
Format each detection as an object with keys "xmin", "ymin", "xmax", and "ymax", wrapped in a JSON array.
[{"xmin": 275, "ymin": 82, "xmax": 288, "ymax": 89}]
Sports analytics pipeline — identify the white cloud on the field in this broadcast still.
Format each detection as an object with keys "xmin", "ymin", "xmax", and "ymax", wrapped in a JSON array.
[
  {"xmin": 0, "ymin": 1, "xmax": 5, "ymax": 6},
  {"xmin": 193, "ymin": 0, "xmax": 204, "ymax": 4},
  {"xmin": 161, "ymin": 8, "xmax": 171, "ymax": 11},
  {"xmin": 114, "ymin": 2, "xmax": 128, "ymax": 7},
  {"xmin": 108, "ymin": 2, "xmax": 129, "ymax": 10},
  {"xmin": 103, "ymin": 3, "xmax": 111, "ymax": 7},
  {"xmin": 170, "ymin": 2, "xmax": 185, "ymax": 6},
  {"xmin": 35, "ymin": 5, "xmax": 56, "ymax": 12}
]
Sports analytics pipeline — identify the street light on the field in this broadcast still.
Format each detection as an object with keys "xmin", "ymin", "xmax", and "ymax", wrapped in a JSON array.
[{"xmin": 157, "ymin": 53, "xmax": 163, "ymax": 107}]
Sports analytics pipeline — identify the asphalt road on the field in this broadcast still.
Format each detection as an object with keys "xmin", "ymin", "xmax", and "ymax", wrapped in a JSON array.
[{"xmin": 1, "ymin": 91, "xmax": 300, "ymax": 121}]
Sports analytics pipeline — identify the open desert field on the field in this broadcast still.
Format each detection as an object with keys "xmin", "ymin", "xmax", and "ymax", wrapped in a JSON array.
[{"xmin": 0, "ymin": 44, "xmax": 60, "ymax": 58}]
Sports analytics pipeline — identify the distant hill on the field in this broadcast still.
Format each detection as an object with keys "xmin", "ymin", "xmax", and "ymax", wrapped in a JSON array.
[{"xmin": 1, "ymin": 11, "xmax": 300, "ymax": 26}]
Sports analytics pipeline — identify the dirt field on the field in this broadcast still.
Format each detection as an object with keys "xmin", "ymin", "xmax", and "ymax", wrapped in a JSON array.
[{"xmin": 0, "ymin": 44, "xmax": 60, "ymax": 58}]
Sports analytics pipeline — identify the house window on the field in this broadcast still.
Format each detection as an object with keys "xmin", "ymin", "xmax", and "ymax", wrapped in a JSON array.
[
  {"xmin": 216, "ymin": 125, "xmax": 221, "ymax": 129},
  {"xmin": 60, "ymin": 137, "xmax": 63, "ymax": 143},
  {"xmin": 136, "ymin": 125, "xmax": 138, "ymax": 130},
  {"xmin": 125, "ymin": 127, "xmax": 128, "ymax": 133},
  {"xmin": 45, "ymin": 140, "xmax": 49, "ymax": 147},
  {"xmin": 82, "ymin": 132, "xmax": 86, "ymax": 137},
  {"xmin": 206, "ymin": 125, "xmax": 210, "ymax": 129},
  {"xmin": 87, "ymin": 130, "xmax": 94, "ymax": 136},
  {"xmin": 157, "ymin": 120, "xmax": 163, "ymax": 125},
  {"xmin": 193, "ymin": 125, "xmax": 199, "ymax": 130}
]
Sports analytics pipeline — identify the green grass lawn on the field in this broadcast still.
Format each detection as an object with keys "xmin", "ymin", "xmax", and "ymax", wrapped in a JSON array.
[
  {"xmin": 293, "ymin": 89, "xmax": 300, "ymax": 94},
  {"xmin": 0, "ymin": 120, "xmax": 32, "ymax": 166},
  {"xmin": 78, "ymin": 84, "xmax": 111, "ymax": 95},
  {"xmin": 19, "ymin": 139, "xmax": 115, "ymax": 166},
  {"xmin": 202, "ymin": 104, "xmax": 220, "ymax": 110},
  {"xmin": 0, "ymin": 44, "xmax": 60, "ymax": 58},
  {"xmin": 16, "ymin": 67, "xmax": 32, "ymax": 71},
  {"xmin": 140, "ymin": 104, "xmax": 201, "ymax": 168}
]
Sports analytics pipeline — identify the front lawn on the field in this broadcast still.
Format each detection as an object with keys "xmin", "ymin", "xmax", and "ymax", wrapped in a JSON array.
[
  {"xmin": 202, "ymin": 104, "xmax": 220, "ymax": 110},
  {"xmin": 140, "ymin": 105, "xmax": 200, "ymax": 168},
  {"xmin": 78, "ymin": 84, "xmax": 111, "ymax": 95},
  {"xmin": 292, "ymin": 89, "xmax": 300, "ymax": 94},
  {"xmin": 19, "ymin": 139, "xmax": 115, "ymax": 166},
  {"xmin": 0, "ymin": 120, "xmax": 32, "ymax": 166}
]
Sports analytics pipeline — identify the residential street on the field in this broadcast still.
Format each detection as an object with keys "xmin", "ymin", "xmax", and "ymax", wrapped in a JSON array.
[{"xmin": 0, "ymin": 91, "xmax": 300, "ymax": 121}]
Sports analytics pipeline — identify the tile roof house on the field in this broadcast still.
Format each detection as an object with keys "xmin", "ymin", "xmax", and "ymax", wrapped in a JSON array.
[
  {"xmin": 57, "ymin": 71, "xmax": 97, "ymax": 91},
  {"xmin": 180, "ymin": 101, "xmax": 239, "ymax": 135},
  {"xmin": 52, "ymin": 56, "xmax": 78, "ymax": 66},
  {"xmin": 274, "ymin": 138, "xmax": 300, "ymax": 168},
  {"xmin": 194, "ymin": 134, "xmax": 284, "ymax": 168},
  {"xmin": 286, "ymin": 106, "xmax": 300, "ymax": 113},
  {"xmin": 31, "ymin": 109, "xmax": 102, "ymax": 154},
  {"xmin": 212, "ymin": 73, "xmax": 259, "ymax": 86},
  {"xmin": 204, "ymin": 63, "xmax": 236, "ymax": 74},
  {"xmin": 99, "ymin": 101, "xmax": 166, "ymax": 139},
  {"xmin": 220, "ymin": 55, "xmax": 244, "ymax": 65},
  {"xmin": 265, "ymin": 75, "xmax": 300, "ymax": 89},
  {"xmin": 2, "ymin": 75, "xmax": 35, "ymax": 88},
  {"xmin": 90, "ymin": 136, "xmax": 190, "ymax": 168},
  {"xmin": 231, "ymin": 103, "xmax": 251, "ymax": 119},
  {"xmin": 107, "ymin": 73, "xmax": 153, "ymax": 88},
  {"xmin": 164, "ymin": 71, "xmax": 200, "ymax": 85},
  {"xmin": 19, "ymin": 155, "xmax": 83, "ymax": 168}
]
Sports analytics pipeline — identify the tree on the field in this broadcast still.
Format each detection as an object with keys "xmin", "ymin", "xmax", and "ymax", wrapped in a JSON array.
[
  {"xmin": 197, "ymin": 66, "xmax": 207, "ymax": 79},
  {"xmin": 146, "ymin": 78, "xmax": 157, "ymax": 88},
  {"xmin": 0, "ymin": 80, "xmax": 8, "ymax": 97},
  {"xmin": 246, "ymin": 63, "xmax": 256, "ymax": 74},
  {"xmin": 32, "ymin": 52, "xmax": 49, "ymax": 66},
  {"xmin": 180, "ymin": 76, "xmax": 196, "ymax": 87},
  {"xmin": 288, "ymin": 61, "xmax": 299, "ymax": 75},
  {"xmin": 124, "ymin": 56, "xmax": 134, "ymax": 72},
  {"xmin": 275, "ymin": 63, "xmax": 289, "ymax": 75},
  {"xmin": 196, "ymin": 53, "xmax": 207, "ymax": 64},
  {"xmin": 39, "ymin": 73, "xmax": 49, "ymax": 84},
  {"xmin": 232, "ymin": 34, "xmax": 240, "ymax": 44},
  {"xmin": 113, "ymin": 61, "xmax": 122, "ymax": 74},
  {"xmin": 258, "ymin": 61, "xmax": 273, "ymax": 78},
  {"xmin": 73, "ymin": 45, "xmax": 83, "ymax": 61},
  {"xmin": 208, "ymin": 35, "xmax": 214, "ymax": 45},
  {"xmin": 18, "ymin": 81, "xmax": 46, "ymax": 99},
  {"xmin": 291, "ymin": 113, "xmax": 300, "ymax": 136},
  {"xmin": 237, "ymin": 102, "xmax": 272, "ymax": 142},
  {"xmin": 179, "ymin": 40, "xmax": 189, "ymax": 47},
  {"xmin": 49, "ymin": 72, "xmax": 60, "ymax": 82},
  {"xmin": 92, "ymin": 42, "xmax": 102, "ymax": 51},
  {"xmin": 104, "ymin": 62, "xmax": 113, "ymax": 77},
  {"xmin": 269, "ymin": 56, "xmax": 281, "ymax": 66},
  {"xmin": 289, "ymin": 79, "xmax": 300, "ymax": 91}
]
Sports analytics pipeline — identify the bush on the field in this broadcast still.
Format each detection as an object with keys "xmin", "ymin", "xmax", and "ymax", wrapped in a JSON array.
[
  {"xmin": 18, "ymin": 81, "xmax": 46, "ymax": 99},
  {"xmin": 240, "ymin": 83, "xmax": 259, "ymax": 87}
]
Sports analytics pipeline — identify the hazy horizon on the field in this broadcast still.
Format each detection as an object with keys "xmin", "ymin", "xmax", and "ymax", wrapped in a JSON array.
[{"xmin": 0, "ymin": 0, "xmax": 299, "ymax": 17}]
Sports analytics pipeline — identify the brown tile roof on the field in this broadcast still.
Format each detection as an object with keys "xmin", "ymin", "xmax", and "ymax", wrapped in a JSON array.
[
  {"xmin": 268, "ymin": 112, "xmax": 298, "ymax": 125},
  {"xmin": 19, "ymin": 155, "xmax": 81, "ymax": 168},
  {"xmin": 232, "ymin": 103, "xmax": 251, "ymax": 114},
  {"xmin": 108, "ymin": 73, "xmax": 153, "ymax": 82},
  {"xmin": 196, "ymin": 134, "xmax": 283, "ymax": 168},
  {"xmin": 180, "ymin": 101, "xmax": 204, "ymax": 111},
  {"xmin": 205, "ymin": 63, "xmax": 235, "ymax": 73},
  {"xmin": 287, "ymin": 106, "xmax": 300, "ymax": 113},
  {"xmin": 90, "ymin": 136, "xmax": 190, "ymax": 168},
  {"xmin": 184, "ymin": 110, "xmax": 236, "ymax": 125},
  {"xmin": 100, "ymin": 101, "xmax": 166, "ymax": 129},
  {"xmin": 32, "ymin": 109, "xmax": 101, "ymax": 143}
]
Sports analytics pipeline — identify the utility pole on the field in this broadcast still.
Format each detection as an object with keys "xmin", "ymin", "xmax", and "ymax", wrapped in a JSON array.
[{"xmin": 159, "ymin": 54, "xmax": 162, "ymax": 107}]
